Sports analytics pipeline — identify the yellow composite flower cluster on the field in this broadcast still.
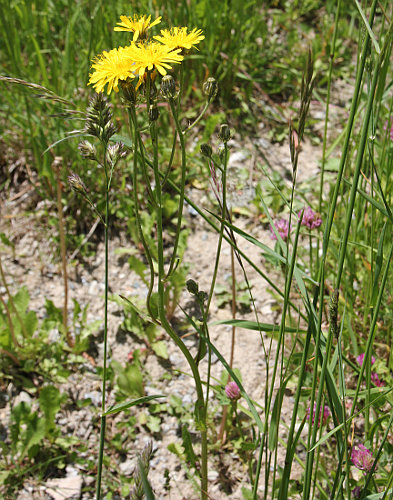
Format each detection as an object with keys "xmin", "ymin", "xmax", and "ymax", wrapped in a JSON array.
[{"xmin": 88, "ymin": 14, "xmax": 204, "ymax": 95}]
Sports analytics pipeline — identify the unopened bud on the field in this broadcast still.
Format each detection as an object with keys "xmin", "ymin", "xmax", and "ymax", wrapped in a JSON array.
[
  {"xmin": 200, "ymin": 143, "xmax": 212, "ymax": 158},
  {"xmin": 161, "ymin": 75, "xmax": 177, "ymax": 99},
  {"xmin": 217, "ymin": 143, "xmax": 225, "ymax": 162},
  {"xmin": 68, "ymin": 172, "xmax": 87, "ymax": 194},
  {"xmin": 218, "ymin": 123, "xmax": 231, "ymax": 143},
  {"xmin": 186, "ymin": 279, "xmax": 199, "ymax": 296},
  {"xmin": 149, "ymin": 104, "xmax": 159, "ymax": 122},
  {"xmin": 78, "ymin": 140, "xmax": 97, "ymax": 161},
  {"xmin": 197, "ymin": 291, "xmax": 208, "ymax": 303},
  {"xmin": 120, "ymin": 79, "xmax": 137, "ymax": 104},
  {"xmin": 203, "ymin": 77, "xmax": 218, "ymax": 100}
]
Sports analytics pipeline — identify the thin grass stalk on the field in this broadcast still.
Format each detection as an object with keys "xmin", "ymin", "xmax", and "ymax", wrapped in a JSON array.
[
  {"xmin": 361, "ymin": 412, "xmax": 393, "ymax": 499},
  {"xmin": 299, "ymin": 3, "xmax": 380, "ymax": 495},
  {"xmin": 335, "ymin": 307, "xmax": 351, "ymax": 500},
  {"xmin": 272, "ymin": 218, "xmax": 304, "ymax": 499},
  {"xmin": 318, "ymin": 0, "xmax": 342, "ymax": 220},
  {"xmin": 229, "ymin": 210, "xmax": 236, "ymax": 369},
  {"xmin": 349, "ymin": 239, "xmax": 393, "ymax": 421},
  {"xmin": 334, "ymin": 8, "xmax": 392, "ymax": 289},
  {"xmin": 271, "ymin": 176, "xmax": 301, "ymax": 495},
  {"xmin": 206, "ymin": 146, "xmax": 228, "ymax": 314},
  {"xmin": 212, "ymin": 148, "xmax": 229, "ymax": 441},
  {"xmin": 96, "ymin": 144, "xmax": 109, "ymax": 500}
]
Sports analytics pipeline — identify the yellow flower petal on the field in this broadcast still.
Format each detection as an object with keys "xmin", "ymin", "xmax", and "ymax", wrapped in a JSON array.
[
  {"xmin": 88, "ymin": 46, "xmax": 136, "ymax": 95},
  {"xmin": 154, "ymin": 27, "xmax": 204, "ymax": 51},
  {"xmin": 114, "ymin": 14, "xmax": 162, "ymax": 41}
]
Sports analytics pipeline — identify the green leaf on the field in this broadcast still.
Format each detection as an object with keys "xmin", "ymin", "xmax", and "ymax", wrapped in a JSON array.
[
  {"xmin": 0, "ymin": 232, "xmax": 14, "ymax": 249},
  {"xmin": 212, "ymin": 319, "xmax": 306, "ymax": 334},
  {"xmin": 151, "ymin": 340, "xmax": 168, "ymax": 359},
  {"xmin": 269, "ymin": 381, "xmax": 288, "ymax": 451},
  {"xmin": 181, "ymin": 425, "xmax": 198, "ymax": 469},
  {"xmin": 128, "ymin": 255, "xmax": 148, "ymax": 285},
  {"xmin": 241, "ymin": 487, "xmax": 254, "ymax": 500},
  {"xmin": 24, "ymin": 311, "xmax": 38, "ymax": 337},
  {"xmin": 103, "ymin": 395, "xmax": 165, "ymax": 416},
  {"xmin": 110, "ymin": 134, "xmax": 133, "ymax": 149},
  {"xmin": 21, "ymin": 412, "xmax": 46, "ymax": 459},
  {"xmin": 167, "ymin": 442, "xmax": 184, "ymax": 457},
  {"xmin": 146, "ymin": 415, "xmax": 161, "ymax": 433},
  {"xmin": 39, "ymin": 385, "xmax": 61, "ymax": 432},
  {"xmin": 13, "ymin": 287, "xmax": 30, "ymax": 315},
  {"xmin": 116, "ymin": 363, "xmax": 144, "ymax": 398}
]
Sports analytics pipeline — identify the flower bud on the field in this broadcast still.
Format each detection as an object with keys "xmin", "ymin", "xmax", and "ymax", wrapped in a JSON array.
[
  {"xmin": 218, "ymin": 123, "xmax": 231, "ymax": 143},
  {"xmin": 78, "ymin": 140, "xmax": 97, "ymax": 161},
  {"xmin": 217, "ymin": 143, "xmax": 225, "ymax": 162},
  {"xmin": 203, "ymin": 77, "xmax": 218, "ymax": 100},
  {"xmin": 120, "ymin": 79, "xmax": 137, "ymax": 104},
  {"xmin": 197, "ymin": 291, "xmax": 208, "ymax": 303},
  {"xmin": 160, "ymin": 75, "xmax": 177, "ymax": 99},
  {"xmin": 149, "ymin": 104, "xmax": 159, "ymax": 122},
  {"xmin": 186, "ymin": 279, "xmax": 199, "ymax": 296},
  {"xmin": 68, "ymin": 172, "xmax": 87, "ymax": 194},
  {"xmin": 200, "ymin": 143, "xmax": 212, "ymax": 158}
]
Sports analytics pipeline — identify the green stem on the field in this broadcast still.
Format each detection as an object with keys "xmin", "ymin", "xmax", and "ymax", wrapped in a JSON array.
[
  {"xmin": 183, "ymin": 99, "xmax": 210, "ymax": 135},
  {"xmin": 166, "ymin": 97, "xmax": 188, "ymax": 278},
  {"xmin": 206, "ymin": 143, "xmax": 228, "ymax": 313},
  {"xmin": 149, "ymin": 97, "xmax": 207, "ymax": 500},
  {"xmin": 128, "ymin": 106, "xmax": 158, "ymax": 323},
  {"xmin": 96, "ymin": 143, "xmax": 109, "ymax": 500}
]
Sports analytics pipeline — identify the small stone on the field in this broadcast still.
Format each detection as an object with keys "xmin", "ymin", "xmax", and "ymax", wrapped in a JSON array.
[
  {"xmin": 14, "ymin": 391, "xmax": 32, "ymax": 407},
  {"xmin": 207, "ymin": 470, "xmax": 219, "ymax": 481},
  {"xmin": 119, "ymin": 458, "xmax": 136, "ymax": 476},
  {"xmin": 45, "ymin": 475, "xmax": 82, "ymax": 499}
]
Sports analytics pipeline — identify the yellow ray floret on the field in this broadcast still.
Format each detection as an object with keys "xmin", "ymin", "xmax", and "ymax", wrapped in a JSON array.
[
  {"xmin": 154, "ymin": 27, "xmax": 205, "ymax": 50},
  {"xmin": 88, "ymin": 46, "xmax": 136, "ymax": 95},
  {"xmin": 114, "ymin": 14, "xmax": 162, "ymax": 42},
  {"xmin": 124, "ymin": 42, "xmax": 183, "ymax": 86}
]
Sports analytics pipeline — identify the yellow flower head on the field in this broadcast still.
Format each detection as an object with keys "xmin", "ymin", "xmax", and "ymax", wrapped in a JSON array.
[
  {"xmin": 114, "ymin": 14, "xmax": 162, "ymax": 42},
  {"xmin": 154, "ymin": 27, "xmax": 205, "ymax": 50},
  {"xmin": 124, "ymin": 42, "xmax": 183, "ymax": 87},
  {"xmin": 88, "ymin": 46, "xmax": 136, "ymax": 95}
]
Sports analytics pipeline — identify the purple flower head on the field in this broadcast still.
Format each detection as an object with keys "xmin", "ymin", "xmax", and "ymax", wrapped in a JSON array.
[
  {"xmin": 384, "ymin": 120, "xmax": 393, "ymax": 141},
  {"xmin": 306, "ymin": 403, "xmax": 331, "ymax": 426},
  {"xmin": 371, "ymin": 372, "xmax": 385, "ymax": 387},
  {"xmin": 299, "ymin": 206, "xmax": 322, "ymax": 230},
  {"xmin": 352, "ymin": 486, "xmax": 362, "ymax": 499},
  {"xmin": 356, "ymin": 353, "xmax": 376, "ymax": 366},
  {"xmin": 270, "ymin": 219, "xmax": 290, "ymax": 241},
  {"xmin": 351, "ymin": 444, "xmax": 375, "ymax": 474},
  {"xmin": 225, "ymin": 381, "xmax": 241, "ymax": 401}
]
